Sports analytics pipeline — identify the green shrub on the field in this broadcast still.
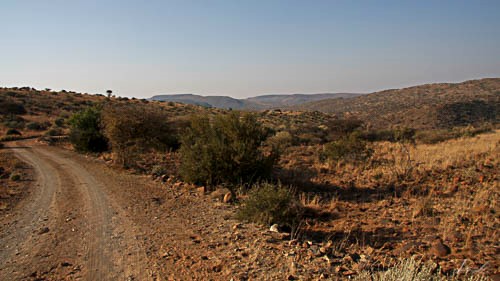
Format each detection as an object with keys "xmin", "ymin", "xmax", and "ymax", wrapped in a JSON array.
[
  {"xmin": 6, "ymin": 128, "xmax": 22, "ymax": 136},
  {"xmin": 323, "ymin": 132, "xmax": 372, "ymax": 163},
  {"xmin": 44, "ymin": 127, "xmax": 62, "ymax": 136},
  {"xmin": 54, "ymin": 118, "xmax": 65, "ymax": 127},
  {"xmin": 180, "ymin": 112, "xmax": 275, "ymax": 188},
  {"xmin": 4, "ymin": 120, "xmax": 25, "ymax": 129},
  {"xmin": 26, "ymin": 121, "xmax": 48, "ymax": 131},
  {"xmin": 101, "ymin": 104, "xmax": 179, "ymax": 168},
  {"xmin": 68, "ymin": 107, "xmax": 108, "ymax": 152},
  {"xmin": 236, "ymin": 182, "xmax": 302, "ymax": 228}
]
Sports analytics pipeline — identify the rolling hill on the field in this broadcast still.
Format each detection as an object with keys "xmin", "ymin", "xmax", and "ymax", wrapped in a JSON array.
[
  {"xmin": 149, "ymin": 93, "xmax": 360, "ymax": 110},
  {"xmin": 292, "ymin": 78, "xmax": 500, "ymax": 129}
]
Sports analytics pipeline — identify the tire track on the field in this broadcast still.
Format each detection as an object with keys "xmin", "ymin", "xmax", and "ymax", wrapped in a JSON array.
[
  {"xmin": 36, "ymin": 146, "xmax": 151, "ymax": 280},
  {"xmin": 0, "ymin": 144, "xmax": 61, "ymax": 279},
  {"xmin": 1, "ymin": 142, "xmax": 151, "ymax": 280}
]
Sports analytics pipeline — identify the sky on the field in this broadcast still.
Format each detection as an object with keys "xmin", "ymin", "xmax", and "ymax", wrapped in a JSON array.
[{"xmin": 1, "ymin": 0, "xmax": 500, "ymax": 98}]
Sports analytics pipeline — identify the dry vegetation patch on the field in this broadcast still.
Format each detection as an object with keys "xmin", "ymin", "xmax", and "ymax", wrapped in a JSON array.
[{"xmin": 0, "ymin": 150, "xmax": 34, "ymax": 212}]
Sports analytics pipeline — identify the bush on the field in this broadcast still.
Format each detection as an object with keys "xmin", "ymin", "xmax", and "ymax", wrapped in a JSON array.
[
  {"xmin": 415, "ymin": 125, "xmax": 493, "ymax": 144},
  {"xmin": 44, "ymin": 127, "xmax": 63, "ymax": 136},
  {"xmin": 54, "ymin": 118, "xmax": 65, "ymax": 127},
  {"xmin": 323, "ymin": 132, "xmax": 372, "ymax": 163},
  {"xmin": 151, "ymin": 165, "xmax": 167, "ymax": 177},
  {"xmin": 101, "ymin": 104, "xmax": 179, "ymax": 168},
  {"xmin": 6, "ymin": 129, "xmax": 22, "ymax": 136},
  {"xmin": 266, "ymin": 131, "xmax": 294, "ymax": 154},
  {"xmin": 326, "ymin": 119, "xmax": 364, "ymax": 141},
  {"xmin": 26, "ymin": 121, "xmax": 48, "ymax": 131},
  {"xmin": 0, "ymin": 100, "xmax": 26, "ymax": 115},
  {"xmin": 180, "ymin": 112, "xmax": 275, "ymax": 188},
  {"xmin": 4, "ymin": 120, "xmax": 25, "ymax": 129},
  {"xmin": 68, "ymin": 107, "xmax": 108, "ymax": 152},
  {"xmin": 360, "ymin": 128, "xmax": 415, "ymax": 143},
  {"xmin": 353, "ymin": 257, "xmax": 490, "ymax": 281},
  {"xmin": 236, "ymin": 182, "xmax": 302, "ymax": 229}
]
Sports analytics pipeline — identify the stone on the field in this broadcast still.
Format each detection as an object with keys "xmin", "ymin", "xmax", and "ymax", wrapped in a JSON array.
[
  {"xmin": 223, "ymin": 192, "xmax": 233, "ymax": 203},
  {"xmin": 38, "ymin": 227, "xmax": 50, "ymax": 234},
  {"xmin": 197, "ymin": 186, "xmax": 207, "ymax": 194},
  {"xmin": 430, "ymin": 239, "xmax": 451, "ymax": 257},
  {"xmin": 161, "ymin": 175, "xmax": 169, "ymax": 182},
  {"xmin": 269, "ymin": 224, "xmax": 279, "ymax": 233}
]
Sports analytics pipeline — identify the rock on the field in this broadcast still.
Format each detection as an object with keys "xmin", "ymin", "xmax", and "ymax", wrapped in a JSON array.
[
  {"xmin": 430, "ymin": 239, "xmax": 451, "ymax": 257},
  {"xmin": 161, "ymin": 174, "xmax": 169, "ymax": 182},
  {"xmin": 269, "ymin": 224, "xmax": 279, "ymax": 233},
  {"xmin": 478, "ymin": 175, "xmax": 485, "ymax": 183},
  {"xmin": 61, "ymin": 262, "xmax": 72, "ymax": 267},
  {"xmin": 197, "ymin": 186, "xmax": 207, "ymax": 194},
  {"xmin": 38, "ymin": 227, "xmax": 50, "ymax": 234},
  {"xmin": 287, "ymin": 275, "xmax": 297, "ymax": 280},
  {"xmin": 223, "ymin": 192, "xmax": 233, "ymax": 203},
  {"xmin": 212, "ymin": 264, "xmax": 222, "ymax": 272}
]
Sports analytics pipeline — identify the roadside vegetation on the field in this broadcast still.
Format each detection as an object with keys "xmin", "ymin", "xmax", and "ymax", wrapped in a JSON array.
[{"xmin": 0, "ymin": 84, "xmax": 498, "ymax": 279}]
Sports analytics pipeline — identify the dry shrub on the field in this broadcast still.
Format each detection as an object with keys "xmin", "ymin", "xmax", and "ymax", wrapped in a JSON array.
[
  {"xmin": 354, "ymin": 257, "xmax": 490, "ymax": 281},
  {"xmin": 236, "ymin": 182, "xmax": 303, "ymax": 229},
  {"xmin": 323, "ymin": 132, "xmax": 373, "ymax": 163},
  {"xmin": 101, "ymin": 103, "xmax": 179, "ymax": 169}
]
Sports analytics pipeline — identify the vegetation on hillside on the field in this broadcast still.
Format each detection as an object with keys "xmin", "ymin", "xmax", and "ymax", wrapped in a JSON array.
[{"xmin": 0, "ymin": 80, "xmax": 498, "ymax": 279}]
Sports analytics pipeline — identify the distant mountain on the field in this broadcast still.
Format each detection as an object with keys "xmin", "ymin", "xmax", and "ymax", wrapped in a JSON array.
[
  {"xmin": 291, "ymin": 78, "xmax": 500, "ymax": 129},
  {"xmin": 149, "ymin": 93, "xmax": 360, "ymax": 110},
  {"xmin": 150, "ymin": 94, "xmax": 252, "ymax": 109},
  {"xmin": 246, "ymin": 93, "xmax": 360, "ymax": 108}
]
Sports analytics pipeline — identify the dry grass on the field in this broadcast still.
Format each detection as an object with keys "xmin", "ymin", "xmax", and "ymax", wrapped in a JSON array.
[{"xmin": 354, "ymin": 257, "xmax": 491, "ymax": 281}]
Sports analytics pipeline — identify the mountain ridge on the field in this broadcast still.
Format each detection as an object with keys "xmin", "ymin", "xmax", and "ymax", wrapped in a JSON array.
[{"xmin": 149, "ymin": 93, "xmax": 360, "ymax": 110}]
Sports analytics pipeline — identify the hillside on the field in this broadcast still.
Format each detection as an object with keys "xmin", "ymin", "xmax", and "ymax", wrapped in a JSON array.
[
  {"xmin": 150, "ymin": 93, "xmax": 360, "ymax": 110},
  {"xmin": 1, "ymin": 84, "xmax": 499, "ymax": 280},
  {"xmin": 293, "ymin": 78, "xmax": 500, "ymax": 129}
]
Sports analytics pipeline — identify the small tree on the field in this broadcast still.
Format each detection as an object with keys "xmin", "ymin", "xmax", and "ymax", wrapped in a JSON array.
[
  {"xmin": 68, "ymin": 107, "xmax": 108, "ymax": 152},
  {"xmin": 179, "ymin": 112, "xmax": 275, "ymax": 189}
]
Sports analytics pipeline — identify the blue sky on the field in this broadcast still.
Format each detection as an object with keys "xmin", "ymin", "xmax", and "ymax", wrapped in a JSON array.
[{"xmin": 1, "ymin": 0, "xmax": 499, "ymax": 98}]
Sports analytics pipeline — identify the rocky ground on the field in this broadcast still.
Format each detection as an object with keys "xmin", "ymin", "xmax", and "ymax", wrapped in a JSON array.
[{"xmin": 0, "ymin": 138, "xmax": 498, "ymax": 280}]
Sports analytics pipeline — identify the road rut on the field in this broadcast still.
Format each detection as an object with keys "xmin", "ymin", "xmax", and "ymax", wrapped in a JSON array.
[{"xmin": 0, "ymin": 142, "xmax": 151, "ymax": 280}]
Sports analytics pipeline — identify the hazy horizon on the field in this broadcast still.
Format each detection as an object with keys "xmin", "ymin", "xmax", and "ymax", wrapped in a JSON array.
[{"xmin": 2, "ymin": 0, "xmax": 500, "ymax": 98}]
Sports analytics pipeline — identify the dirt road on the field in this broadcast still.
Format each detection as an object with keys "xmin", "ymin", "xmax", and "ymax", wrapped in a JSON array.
[
  {"xmin": 0, "ymin": 141, "xmax": 292, "ymax": 281},
  {"xmin": 0, "ymin": 142, "xmax": 152, "ymax": 280}
]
